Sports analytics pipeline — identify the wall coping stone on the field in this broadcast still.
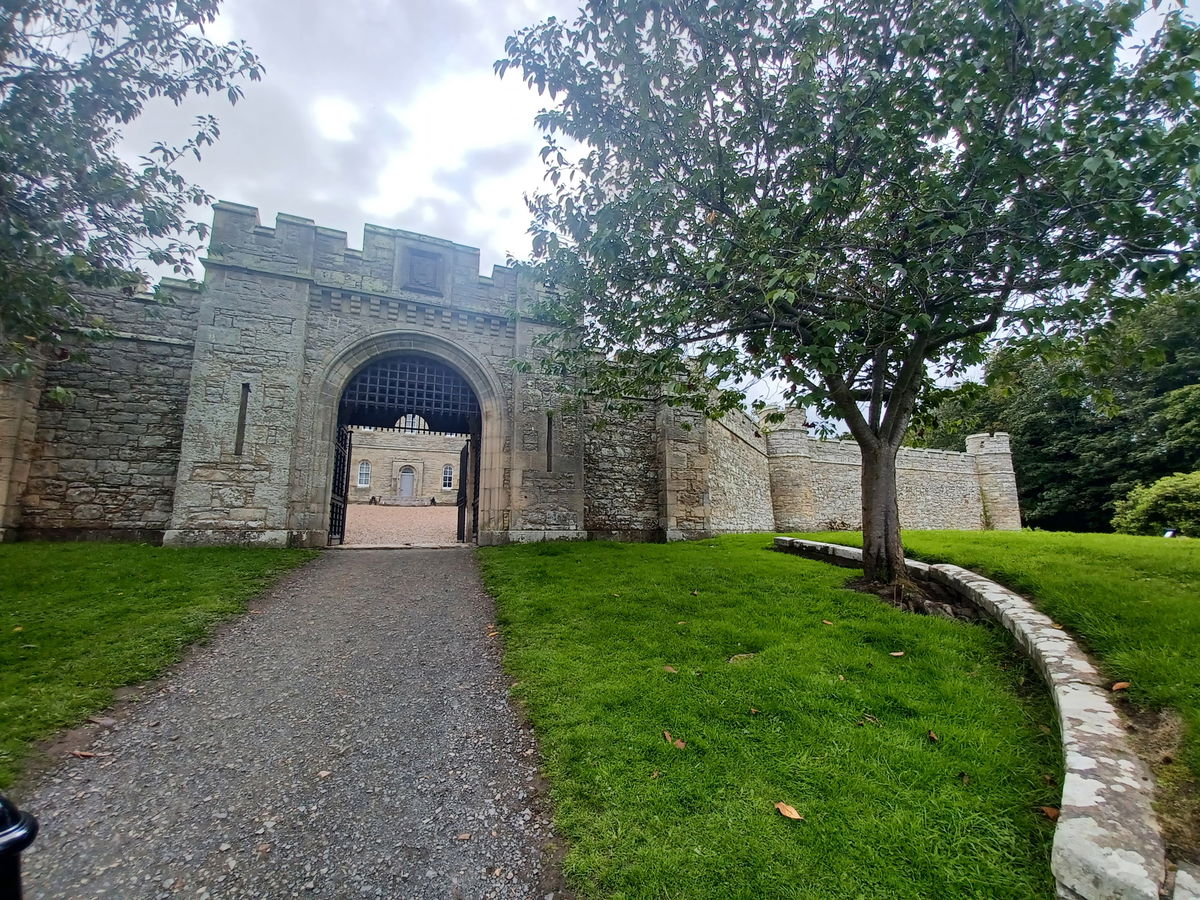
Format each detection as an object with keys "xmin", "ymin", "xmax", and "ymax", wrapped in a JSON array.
[
  {"xmin": 774, "ymin": 536, "xmax": 1173, "ymax": 900},
  {"xmin": 1175, "ymin": 861, "xmax": 1199, "ymax": 899}
]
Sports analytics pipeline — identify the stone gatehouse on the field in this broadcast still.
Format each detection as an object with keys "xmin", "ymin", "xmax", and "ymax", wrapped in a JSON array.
[{"xmin": 0, "ymin": 203, "xmax": 1021, "ymax": 546}]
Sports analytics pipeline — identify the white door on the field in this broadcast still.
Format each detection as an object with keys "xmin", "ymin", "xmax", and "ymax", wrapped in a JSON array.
[{"xmin": 399, "ymin": 467, "xmax": 415, "ymax": 498}]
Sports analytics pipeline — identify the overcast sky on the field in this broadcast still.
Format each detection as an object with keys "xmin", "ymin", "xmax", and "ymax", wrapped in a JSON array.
[
  {"xmin": 126, "ymin": 0, "xmax": 1187, "ymax": 284},
  {"xmin": 123, "ymin": 0, "xmax": 576, "ymax": 278}
]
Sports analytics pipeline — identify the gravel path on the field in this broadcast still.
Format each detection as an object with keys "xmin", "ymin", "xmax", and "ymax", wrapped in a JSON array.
[
  {"xmin": 18, "ymin": 549, "xmax": 568, "ymax": 900},
  {"xmin": 344, "ymin": 506, "xmax": 460, "ymax": 546}
]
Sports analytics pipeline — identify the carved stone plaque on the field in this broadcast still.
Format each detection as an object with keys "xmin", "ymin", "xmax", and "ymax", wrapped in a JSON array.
[{"xmin": 404, "ymin": 248, "xmax": 443, "ymax": 296}]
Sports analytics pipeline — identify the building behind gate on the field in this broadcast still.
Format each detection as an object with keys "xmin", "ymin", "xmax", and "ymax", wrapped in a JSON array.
[{"xmin": 0, "ymin": 203, "xmax": 1022, "ymax": 546}]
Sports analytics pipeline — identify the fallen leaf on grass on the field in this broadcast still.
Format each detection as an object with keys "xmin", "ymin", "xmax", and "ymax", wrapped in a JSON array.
[
  {"xmin": 728, "ymin": 653, "xmax": 756, "ymax": 663},
  {"xmin": 487, "ymin": 631, "xmax": 500, "ymax": 638},
  {"xmin": 750, "ymin": 708, "xmax": 760, "ymax": 715},
  {"xmin": 1039, "ymin": 806, "xmax": 1060, "ymax": 821},
  {"xmin": 822, "ymin": 620, "xmax": 834, "ymax": 626},
  {"xmin": 676, "ymin": 620, "xmax": 688, "ymax": 625},
  {"xmin": 838, "ymin": 674, "xmax": 845, "ymax": 681},
  {"xmin": 650, "ymin": 770, "xmax": 661, "ymax": 779},
  {"xmin": 774, "ymin": 802, "xmax": 804, "ymax": 820},
  {"xmin": 70, "ymin": 750, "xmax": 95, "ymax": 759},
  {"xmin": 690, "ymin": 590, "xmax": 700, "ymax": 596},
  {"xmin": 1111, "ymin": 681, "xmax": 1131, "ymax": 692},
  {"xmin": 663, "ymin": 665, "xmax": 678, "ymax": 673},
  {"xmin": 1050, "ymin": 622, "xmax": 1064, "ymax": 629},
  {"xmin": 12, "ymin": 626, "xmax": 23, "ymax": 632},
  {"xmin": 958, "ymin": 771, "xmax": 971, "ymax": 785},
  {"xmin": 663, "ymin": 730, "xmax": 687, "ymax": 749},
  {"xmin": 927, "ymin": 730, "xmax": 939, "ymax": 743},
  {"xmin": 889, "ymin": 651, "xmax": 906, "ymax": 657}
]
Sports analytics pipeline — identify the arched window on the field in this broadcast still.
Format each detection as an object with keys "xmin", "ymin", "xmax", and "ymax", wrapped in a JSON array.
[
  {"xmin": 442, "ymin": 464, "xmax": 454, "ymax": 489},
  {"xmin": 357, "ymin": 460, "xmax": 371, "ymax": 488},
  {"xmin": 396, "ymin": 414, "xmax": 430, "ymax": 433}
]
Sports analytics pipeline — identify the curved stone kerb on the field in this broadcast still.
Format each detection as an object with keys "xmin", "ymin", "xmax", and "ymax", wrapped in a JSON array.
[{"xmin": 772, "ymin": 537, "xmax": 1167, "ymax": 900}]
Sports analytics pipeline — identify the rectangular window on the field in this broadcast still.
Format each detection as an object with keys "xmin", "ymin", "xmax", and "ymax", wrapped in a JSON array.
[
  {"xmin": 357, "ymin": 460, "xmax": 371, "ymax": 488},
  {"xmin": 442, "ymin": 465, "xmax": 454, "ymax": 489}
]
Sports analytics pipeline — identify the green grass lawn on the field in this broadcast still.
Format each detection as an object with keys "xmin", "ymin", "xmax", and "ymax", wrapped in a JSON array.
[
  {"xmin": 0, "ymin": 542, "xmax": 314, "ymax": 787},
  {"xmin": 480, "ymin": 536, "xmax": 1061, "ymax": 899},
  {"xmin": 800, "ymin": 530, "xmax": 1200, "ymax": 852},
  {"xmin": 800, "ymin": 531, "xmax": 1199, "ymax": 763}
]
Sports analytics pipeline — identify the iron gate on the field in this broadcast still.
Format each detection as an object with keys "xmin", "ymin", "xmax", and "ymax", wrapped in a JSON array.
[
  {"xmin": 456, "ymin": 441, "xmax": 468, "ymax": 542},
  {"xmin": 328, "ymin": 424, "xmax": 352, "ymax": 544}
]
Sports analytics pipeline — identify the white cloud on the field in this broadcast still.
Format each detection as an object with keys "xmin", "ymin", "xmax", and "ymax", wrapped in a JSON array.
[
  {"xmin": 361, "ymin": 69, "xmax": 552, "ymax": 263},
  {"xmin": 310, "ymin": 96, "xmax": 363, "ymax": 143},
  {"xmin": 120, "ymin": 0, "xmax": 579, "ymax": 274}
]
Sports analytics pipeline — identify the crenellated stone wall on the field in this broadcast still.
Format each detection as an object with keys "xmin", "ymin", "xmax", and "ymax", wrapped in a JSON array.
[
  {"xmin": 761, "ymin": 411, "xmax": 1021, "ymax": 532},
  {"xmin": 1, "ymin": 203, "xmax": 1022, "ymax": 545}
]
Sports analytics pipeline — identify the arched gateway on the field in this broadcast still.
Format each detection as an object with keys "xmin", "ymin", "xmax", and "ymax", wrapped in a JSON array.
[
  {"xmin": 0, "ymin": 203, "xmax": 1022, "ymax": 546},
  {"xmin": 159, "ymin": 202, "xmax": 588, "ymax": 547},
  {"xmin": 329, "ymin": 354, "xmax": 481, "ymax": 542}
]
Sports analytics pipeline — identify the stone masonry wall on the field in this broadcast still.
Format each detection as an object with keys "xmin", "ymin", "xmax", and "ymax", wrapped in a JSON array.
[
  {"xmin": 801, "ymin": 440, "xmax": 993, "ymax": 530},
  {"xmin": 707, "ymin": 410, "xmax": 775, "ymax": 532},
  {"xmin": 0, "ymin": 375, "xmax": 42, "ymax": 541},
  {"xmin": 507, "ymin": 363, "xmax": 586, "ymax": 537},
  {"xmin": 20, "ymin": 285, "xmax": 201, "ymax": 539},
  {"xmin": 4, "ymin": 200, "xmax": 1020, "ymax": 544},
  {"xmin": 582, "ymin": 400, "xmax": 662, "ymax": 540},
  {"xmin": 765, "ymin": 419, "xmax": 1021, "ymax": 532}
]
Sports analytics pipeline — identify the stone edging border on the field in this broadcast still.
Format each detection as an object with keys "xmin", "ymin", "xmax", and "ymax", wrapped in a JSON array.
[{"xmin": 773, "ymin": 537, "xmax": 1180, "ymax": 900}]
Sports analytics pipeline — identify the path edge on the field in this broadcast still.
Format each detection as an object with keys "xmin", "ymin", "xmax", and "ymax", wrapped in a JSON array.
[{"xmin": 774, "ymin": 536, "xmax": 1175, "ymax": 900}]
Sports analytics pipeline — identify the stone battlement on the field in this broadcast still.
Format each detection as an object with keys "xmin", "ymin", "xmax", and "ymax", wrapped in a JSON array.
[{"xmin": 206, "ymin": 202, "xmax": 520, "ymax": 315}]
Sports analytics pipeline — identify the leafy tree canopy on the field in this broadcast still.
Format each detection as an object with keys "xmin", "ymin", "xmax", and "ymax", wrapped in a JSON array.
[
  {"xmin": 0, "ymin": 0, "xmax": 262, "ymax": 380},
  {"xmin": 1112, "ymin": 469, "xmax": 1200, "ymax": 535},
  {"xmin": 500, "ymin": 0, "xmax": 1200, "ymax": 581},
  {"xmin": 909, "ymin": 288, "xmax": 1200, "ymax": 531}
]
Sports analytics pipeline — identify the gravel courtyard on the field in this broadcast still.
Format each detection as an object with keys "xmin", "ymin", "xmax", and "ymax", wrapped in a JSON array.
[
  {"xmin": 18, "ymin": 549, "xmax": 567, "ymax": 899},
  {"xmin": 345, "ymin": 505, "xmax": 461, "ymax": 546}
]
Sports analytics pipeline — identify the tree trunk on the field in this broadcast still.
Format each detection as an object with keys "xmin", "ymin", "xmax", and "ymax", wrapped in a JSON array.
[{"xmin": 860, "ymin": 441, "xmax": 906, "ymax": 584}]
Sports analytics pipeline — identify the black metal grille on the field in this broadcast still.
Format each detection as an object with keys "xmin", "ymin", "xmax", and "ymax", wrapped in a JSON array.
[
  {"xmin": 339, "ymin": 356, "xmax": 480, "ymax": 434},
  {"xmin": 328, "ymin": 424, "xmax": 352, "ymax": 544}
]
